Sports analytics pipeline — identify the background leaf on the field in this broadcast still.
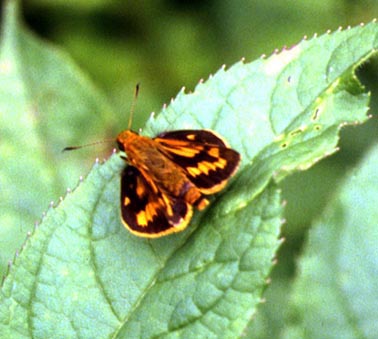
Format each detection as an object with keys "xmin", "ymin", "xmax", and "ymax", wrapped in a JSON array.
[
  {"xmin": 1, "ymin": 1, "xmax": 378, "ymax": 338},
  {"xmin": 284, "ymin": 142, "xmax": 378, "ymax": 339},
  {"xmin": 0, "ymin": 0, "xmax": 114, "ymax": 277}
]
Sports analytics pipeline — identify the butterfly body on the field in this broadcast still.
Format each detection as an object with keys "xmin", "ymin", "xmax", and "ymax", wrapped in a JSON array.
[{"xmin": 116, "ymin": 129, "xmax": 240, "ymax": 238}]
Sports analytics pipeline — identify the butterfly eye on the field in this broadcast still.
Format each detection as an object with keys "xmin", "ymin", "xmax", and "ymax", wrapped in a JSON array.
[{"xmin": 117, "ymin": 140, "xmax": 126, "ymax": 152}]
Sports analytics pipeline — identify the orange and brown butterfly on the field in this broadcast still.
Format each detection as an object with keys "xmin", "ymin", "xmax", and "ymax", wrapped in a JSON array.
[
  {"xmin": 65, "ymin": 85, "xmax": 240, "ymax": 238},
  {"xmin": 117, "ymin": 127, "xmax": 240, "ymax": 238}
]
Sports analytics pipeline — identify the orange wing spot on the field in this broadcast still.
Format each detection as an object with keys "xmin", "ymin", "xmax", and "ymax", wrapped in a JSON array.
[
  {"xmin": 161, "ymin": 195, "xmax": 173, "ymax": 216},
  {"xmin": 188, "ymin": 157, "xmax": 227, "ymax": 177},
  {"xmin": 136, "ymin": 202, "xmax": 160, "ymax": 227},
  {"xmin": 187, "ymin": 166, "xmax": 201, "ymax": 176},
  {"xmin": 136, "ymin": 178, "xmax": 146, "ymax": 197},
  {"xmin": 163, "ymin": 145, "xmax": 202, "ymax": 157},
  {"xmin": 197, "ymin": 162, "xmax": 210, "ymax": 174},
  {"xmin": 146, "ymin": 202, "xmax": 158, "ymax": 218},
  {"xmin": 196, "ymin": 198, "xmax": 209, "ymax": 210},
  {"xmin": 208, "ymin": 147, "xmax": 219, "ymax": 158},
  {"xmin": 214, "ymin": 157, "xmax": 227, "ymax": 169},
  {"xmin": 195, "ymin": 158, "xmax": 227, "ymax": 175},
  {"xmin": 200, "ymin": 161, "xmax": 219, "ymax": 174},
  {"xmin": 186, "ymin": 134, "xmax": 196, "ymax": 140},
  {"xmin": 136, "ymin": 211, "xmax": 148, "ymax": 227},
  {"xmin": 124, "ymin": 197, "xmax": 131, "ymax": 206}
]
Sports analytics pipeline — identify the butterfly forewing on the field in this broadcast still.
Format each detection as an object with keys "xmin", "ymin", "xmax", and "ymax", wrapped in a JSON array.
[
  {"xmin": 156, "ymin": 129, "xmax": 227, "ymax": 146},
  {"xmin": 154, "ymin": 130, "xmax": 241, "ymax": 194}
]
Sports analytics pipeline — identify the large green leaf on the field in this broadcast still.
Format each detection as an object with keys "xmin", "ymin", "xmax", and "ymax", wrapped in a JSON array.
[
  {"xmin": 285, "ymin": 142, "xmax": 378, "ymax": 339},
  {"xmin": 0, "ymin": 1, "xmax": 376, "ymax": 338},
  {"xmin": 0, "ymin": 0, "xmax": 114, "ymax": 276}
]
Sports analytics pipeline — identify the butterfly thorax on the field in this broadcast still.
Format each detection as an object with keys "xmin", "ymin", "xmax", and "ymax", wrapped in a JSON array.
[{"xmin": 117, "ymin": 130, "xmax": 203, "ymax": 205}]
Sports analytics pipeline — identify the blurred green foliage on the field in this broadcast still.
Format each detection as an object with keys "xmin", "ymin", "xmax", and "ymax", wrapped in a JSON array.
[
  {"xmin": 1, "ymin": 1, "xmax": 378, "ymax": 338},
  {"xmin": 19, "ymin": 0, "xmax": 378, "ymax": 121}
]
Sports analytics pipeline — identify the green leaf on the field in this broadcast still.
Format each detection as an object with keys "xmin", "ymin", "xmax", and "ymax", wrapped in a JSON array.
[
  {"xmin": 285, "ymin": 142, "xmax": 378, "ymax": 339},
  {"xmin": 0, "ymin": 2, "xmax": 376, "ymax": 338},
  {"xmin": 0, "ymin": 0, "xmax": 114, "ymax": 276},
  {"xmin": 0, "ymin": 155, "xmax": 283, "ymax": 338}
]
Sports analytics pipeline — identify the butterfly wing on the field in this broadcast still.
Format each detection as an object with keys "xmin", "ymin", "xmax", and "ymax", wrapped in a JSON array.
[
  {"xmin": 157, "ymin": 129, "xmax": 228, "ymax": 147},
  {"xmin": 154, "ymin": 130, "xmax": 241, "ymax": 194},
  {"xmin": 120, "ymin": 165, "xmax": 192, "ymax": 238}
]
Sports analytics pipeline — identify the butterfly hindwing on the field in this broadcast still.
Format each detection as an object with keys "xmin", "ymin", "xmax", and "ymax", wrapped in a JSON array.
[
  {"xmin": 120, "ymin": 165, "xmax": 192, "ymax": 237},
  {"xmin": 154, "ymin": 130, "xmax": 241, "ymax": 194}
]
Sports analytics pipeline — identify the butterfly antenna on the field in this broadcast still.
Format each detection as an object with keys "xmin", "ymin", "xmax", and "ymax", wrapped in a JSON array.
[
  {"xmin": 62, "ymin": 138, "xmax": 114, "ymax": 152},
  {"xmin": 128, "ymin": 83, "xmax": 140, "ymax": 130}
]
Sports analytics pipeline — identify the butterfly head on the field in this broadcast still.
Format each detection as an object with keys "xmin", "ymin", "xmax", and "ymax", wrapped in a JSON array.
[{"xmin": 116, "ymin": 129, "xmax": 139, "ymax": 152}]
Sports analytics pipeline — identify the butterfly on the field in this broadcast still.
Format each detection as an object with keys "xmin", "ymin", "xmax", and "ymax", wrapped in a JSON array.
[
  {"xmin": 63, "ymin": 85, "xmax": 241, "ymax": 238},
  {"xmin": 117, "ymin": 128, "xmax": 241, "ymax": 238}
]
